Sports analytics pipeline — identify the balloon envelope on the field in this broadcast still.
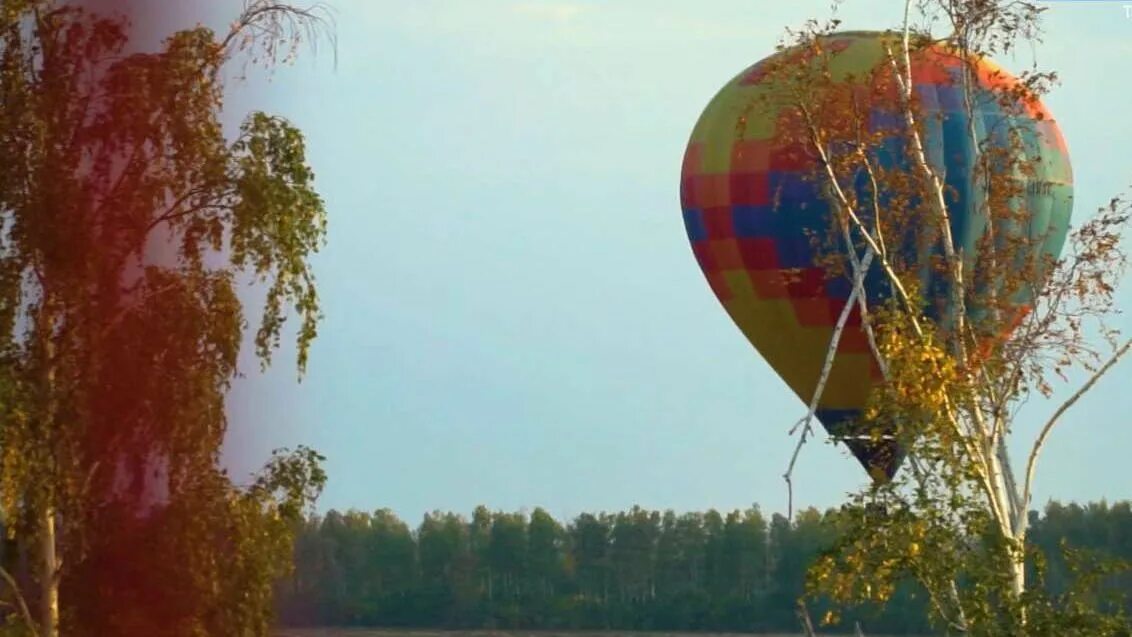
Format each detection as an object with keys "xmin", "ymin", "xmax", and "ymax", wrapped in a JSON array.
[{"xmin": 679, "ymin": 31, "xmax": 1073, "ymax": 482}]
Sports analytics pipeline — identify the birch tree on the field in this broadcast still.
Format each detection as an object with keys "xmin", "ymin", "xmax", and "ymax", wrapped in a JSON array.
[
  {"xmin": 0, "ymin": 0, "xmax": 332, "ymax": 635},
  {"xmin": 764, "ymin": 1, "xmax": 1132, "ymax": 634}
]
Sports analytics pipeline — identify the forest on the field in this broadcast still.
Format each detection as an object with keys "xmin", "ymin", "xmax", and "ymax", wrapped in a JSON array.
[{"xmin": 274, "ymin": 500, "xmax": 1132, "ymax": 634}]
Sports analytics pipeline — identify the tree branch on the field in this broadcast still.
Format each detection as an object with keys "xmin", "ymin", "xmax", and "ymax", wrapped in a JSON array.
[
  {"xmin": 839, "ymin": 209, "xmax": 889, "ymax": 379},
  {"xmin": 94, "ymin": 143, "xmax": 146, "ymax": 222},
  {"xmin": 215, "ymin": 1, "xmax": 337, "ymax": 77},
  {"xmin": 1022, "ymin": 336, "xmax": 1132, "ymax": 515},
  {"xmin": 795, "ymin": 100, "xmax": 921, "ymax": 333},
  {"xmin": 785, "ymin": 250, "xmax": 873, "ymax": 519},
  {"xmin": 0, "ymin": 564, "xmax": 39, "ymax": 637},
  {"xmin": 143, "ymin": 188, "xmax": 228, "ymax": 238},
  {"xmin": 797, "ymin": 599, "xmax": 818, "ymax": 637},
  {"xmin": 97, "ymin": 281, "xmax": 183, "ymax": 340},
  {"xmin": 796, "ymin": 61, "xmax": 1006, "ymax": 526},
  {"xmin": 790, "ymin": 40, "xmax": 1006, "ymax": 524},
  {"xmin": 894, "ymin": 3, "xmax": 1022, "ymax": 544}
]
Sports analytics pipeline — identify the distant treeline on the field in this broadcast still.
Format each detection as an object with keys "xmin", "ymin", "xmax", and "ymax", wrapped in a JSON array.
[{"xmin": 275, "ymin": 500, "xmax": 1132, "ymax": 634}]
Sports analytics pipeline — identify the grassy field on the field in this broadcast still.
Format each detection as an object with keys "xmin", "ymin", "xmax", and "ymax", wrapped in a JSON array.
[{"xmin": 273, "ymin": 630, "xmax": 917, "ymax": 637}]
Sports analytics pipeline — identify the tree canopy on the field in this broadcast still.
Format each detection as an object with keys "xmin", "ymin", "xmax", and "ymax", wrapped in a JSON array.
[
  {"xmin": 0, "ymin": 1, "xmax": 332, "ymax": 635},
  {"xmin": 275, "ymin": 500, "xmax": 1132, "ymax": 635},
  {"xmin": 755, "ymin": 1, "xmax": 1132, "ymax": 634}
]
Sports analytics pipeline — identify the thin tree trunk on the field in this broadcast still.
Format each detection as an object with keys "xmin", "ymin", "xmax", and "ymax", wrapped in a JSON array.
[
  {"xmin": 1012, "ymin": 555, "xmax": 1025, "ymax": 598},
  {"xmin": 797, "ymin": 600, "xmax": 817, "ymax": 637},
  {"xmin": 39, "ymin": 507, "xmax": 58, "ymax": 637},
  {"xmin": 38, "ymin": 313, "xmax": 60, "ymax": 637}
]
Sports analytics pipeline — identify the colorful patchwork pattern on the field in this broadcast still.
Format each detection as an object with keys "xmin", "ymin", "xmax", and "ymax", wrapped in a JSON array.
[{"xmin": 679, "ymin": 31, "xmax": 1074, "ymax": 482}]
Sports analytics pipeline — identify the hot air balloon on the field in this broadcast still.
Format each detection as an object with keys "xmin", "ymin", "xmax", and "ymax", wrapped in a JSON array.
[{"xmin": 679, "ymin": 31, "xmax": 1072, "ymax": 482}]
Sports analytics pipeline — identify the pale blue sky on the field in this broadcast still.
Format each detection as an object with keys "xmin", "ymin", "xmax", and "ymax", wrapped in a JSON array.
[{"xmin": 193, "ymin": 0, "xmax": 1132, "ymax": 524}]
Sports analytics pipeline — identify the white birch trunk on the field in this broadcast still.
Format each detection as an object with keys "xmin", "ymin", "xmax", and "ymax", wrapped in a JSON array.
[{"xmin": 39, "ymin": 508, "xmax": 58, "ymax": 637}]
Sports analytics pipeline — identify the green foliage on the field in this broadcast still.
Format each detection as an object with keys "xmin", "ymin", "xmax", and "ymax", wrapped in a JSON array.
[
  {"xmin": 276, "ymin": 501, "xmax": 1132, "ymax": 635},
  {"xmin": 63, "ymin": 446, "xmax": 327, "ymax": 637},
  {"xmin": 0, "ymin": 0, "xmax": 331, "ymax": 634}
]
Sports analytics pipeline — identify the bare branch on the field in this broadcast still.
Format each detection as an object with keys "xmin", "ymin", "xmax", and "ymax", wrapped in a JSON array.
[
  {"xmin": 1022, "ymin": 337, "xmax": 1132, "ymax": 513},
  {"xmin": 797, "ymin": 599, "xmax": 818, "ymax": 637},
  {"xmin": 948, "ymin": 578, "xmax": 970, "ymax": 631},
  {"xmin": 791, "ymin": 250, "xmax": 875, "ymax": 439},
  {"xmin": 0, "ymin": 564, "xmax": 39, "ymax": 637},
  {"xmin": 839, "ymin": 209, "xmax": 889, "ymax": 378},
  {"xmin": 785, "ymin": 250, "xmax": 873, "ymax": 520},
  {"xmin": 217, "ymin": 0, "xmax": 338, "ymax": 75}
]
